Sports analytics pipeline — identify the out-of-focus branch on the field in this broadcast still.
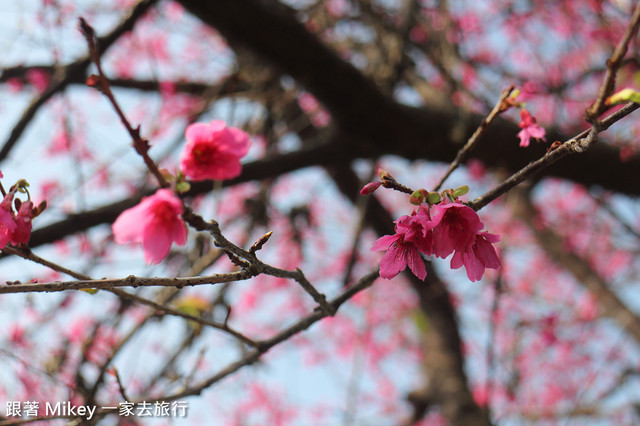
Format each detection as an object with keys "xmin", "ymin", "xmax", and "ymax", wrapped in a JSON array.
[
  {"xmin": 1, "ymin": 245, "xmax": 257, "ymax": 347},
  {"xmin": 516, "ymin": 194, "xmax": 640, "ymax": 346},
  {"xmin": 22, "ymin": 138, "xmax": 338, "ymax": 251},
  {"xmin": 0, "ymin": 0, "xmax": 159, "ymax": 163}
]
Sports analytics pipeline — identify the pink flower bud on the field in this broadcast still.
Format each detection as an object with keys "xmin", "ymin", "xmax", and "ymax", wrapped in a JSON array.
[{"xmin": 360, "ymin": 181, "xmax": 381, "ymax": 195}]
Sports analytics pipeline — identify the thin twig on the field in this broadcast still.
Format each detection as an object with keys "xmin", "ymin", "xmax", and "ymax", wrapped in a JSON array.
[
  {"xmin": 182, "ymin": 207, "xmax": 335, "ymax": 315},
  {"xmin": 433, "ymin": 85, "xmax": 515, "ymax": 192},
  {"xmin": 111, "ymin": 368, "xmax": 130, "ymax": 402},
  {"xmin": 469, "ymin": 102, "xmax": 640, "ymax": 211},
  {"xmin": 0, "ymin": 270, "xmax": 255, "ymax": 294},
  {"xmin": 0, "ymin": 271, "xmax": 379, "ymax": 425},
  {"xmin": 2, "ymin": 246, "xmax": 259, "ymax": 346}
]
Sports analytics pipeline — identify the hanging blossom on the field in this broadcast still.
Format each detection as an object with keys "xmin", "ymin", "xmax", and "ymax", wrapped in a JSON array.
[
  {"xmin": 0, "ymin": 173, "xmax": 44, "ymax": 248},
  {"xmin": 429, "ymin": 201, "xmax": 484, "ymax": 259},
  {"xmin": 371, "ymin": 207, "xmax": 433, "ymax": 280},
  {"xmin": 11, "ymin": 200, "xmax": 35, "ymax": 245},
  {"xmin": 370, "ymin": 195, "xmax": 500, "ymax": 282},
  {"xmin": 112, "ymin": 189, "xmax": 187, "ymax": 264},
  {"xmin": 450, "ymin": 231, "xmax": 501, "ymax": 282},
  {"xmin": 517, "ymin": 109, "xmax": 546, "ymax": 147},
  {"xmin": 180, "ymin": 120, "xmax": 251, "ymax": 181},
  {"xmin": 0, "ymin": 193, "xmax": 17, "ymax": 248}
]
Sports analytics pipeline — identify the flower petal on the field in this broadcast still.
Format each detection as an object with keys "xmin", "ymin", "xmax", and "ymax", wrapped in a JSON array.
[
  {"xmin": 406, "ymin": 247, "xmax": 427, "ymax": 280},
  {"xmin": 142, "ymin": 220, "xmax": 174, "ymax": 264},
  {"xmin": 379, "ymin": 244, "xmax": 407, "ymax": 279},
  {"xmin": 371, "ymin": 234, "xmax": 399, "ymax": 251},
  {"xmin": 112, "ymin": 203, "xmax": 147, "ymax": 244}
]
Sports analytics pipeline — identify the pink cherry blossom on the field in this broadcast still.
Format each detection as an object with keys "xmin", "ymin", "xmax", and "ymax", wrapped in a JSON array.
[
  {"xmin": 0, "ymin": 193, "xmax": 17, "ymax": 248},
  {"xmin": 517, "ymin": 109, "xmax": 546, "ymax": 147},
  {"xmin": 450, "ymin": 231, "xmax": 500, "ymax": 282},
  {"xmin": 112, "ymin": 189, "xmax": 187, "ymax": 264},
  {"xmin": 395, "ymin": 207, "xmax": 434, "ymax": 255},
  {"xmin": 372, "ymin": 233, "xmax": 426, "ymax": 280},
  {"xmin": 26, "ymin": 68, "xmax": 49, "ymax": 93},
  {"xmin": 372, "ymin": 207, "xmax": 433, "ymax": 280},
  {"xmin": 429, "ymin": 201, "xmax": 484, "ymax": 259},
  {"xmin": 11, "ymin": 200, "xmax": 34, "ymax": 245},
  {"xmin": 180, "ymin": 120, "xmax": 251, "ymax": 181}
]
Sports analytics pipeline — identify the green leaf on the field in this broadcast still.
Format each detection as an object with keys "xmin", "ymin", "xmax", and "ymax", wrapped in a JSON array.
[
  {"xmin": 409, "ymin": 189, "xmax": 426, "ymax": 205},
  {"xmin": 606, "ymin": 88, "xmax": 640, "ymax": 106},
  {"xmin": 175, "ymin": 181, "xmax": 191, "ymax": 194},
  {"xmin": 452, "ymin": 185, "xmax": 469, "ymax": 198},
  {"xmin": 451, "ymin": 185, "xmax": 469, "ymax": 198},
  {"xmin": 427, "ymin": 192, "xmax": 442, "ymax": 204}
]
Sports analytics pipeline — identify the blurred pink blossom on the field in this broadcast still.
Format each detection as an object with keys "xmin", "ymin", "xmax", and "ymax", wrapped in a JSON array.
[
  {"xmin": 517, "ymin": 109, "xmax": 546, "ymax": 147},
  {"xmin": 180, "ymin": 120, "xmax": 251, "ymax": 181},
  {"xmin": 112, "ymin": 189, "xmax": 187, "ymax": 264},
  {"xmin": 26, "ymin": 69, "xmax": 49, "ymax": 93}
]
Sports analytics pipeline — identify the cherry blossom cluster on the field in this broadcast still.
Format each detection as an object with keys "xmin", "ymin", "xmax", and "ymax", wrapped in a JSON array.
[
  {"xmin": 0, "ymin": 174, "xmax": 46, "ymax": 248},
  {"xmin": 362, "ymin": 170, "xmax": 500, "ymax": 282},
  {"xmin": 112, "ymin": 120, "xmax": 251, "ymax": 263}
]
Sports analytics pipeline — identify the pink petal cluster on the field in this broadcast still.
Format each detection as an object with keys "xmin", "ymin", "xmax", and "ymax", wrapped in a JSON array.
[
  {"xmin": 372, "ymin": 207, "xmax": 432, "ymax": 280},
  {"xmin": 0, "ymin": 193, "xmax": 17, "ymax": 248},
  {"xmin": 11, "ymin": 200, "xmax": 35, "ymax": 245},
  {"xmin": 517, "ymin": 109, "xmax": 546, "ymax": 147},
  {"xmin": 0, "ymin": 192, "xmax": 36, "ymax": 248},
  {"xmin": 373, "ymin": 201, "xmax": 500, "ymax": 282},
  {"xmin": 112, "ymin": 189, "xmax": 187, "ymax": 264},
  {"xmin": 430, "ymin": 202, "xmax": 484, "ymax": 258},
  {"xmin": 180, "ymin": 120, "xmax": 251, "ymax": 181}
]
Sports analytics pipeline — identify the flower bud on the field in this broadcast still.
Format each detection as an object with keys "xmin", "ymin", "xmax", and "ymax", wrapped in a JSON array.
[
  {"xmin": 409, "ymin": 189, "xmax": 428, "ymax": 205},
  {"xmin": 360, "ymin": 181, "xmax": 382, "ymax": 195},
  {"xmin": 427, "ymin": 192, "xmax": 442, "ymax": 204}
]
